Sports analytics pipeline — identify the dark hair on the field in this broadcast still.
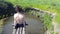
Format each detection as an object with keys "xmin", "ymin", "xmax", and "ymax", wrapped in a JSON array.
[{"xmin": 15, "ymin": 5, "xmax": 23, "ymax": 13}]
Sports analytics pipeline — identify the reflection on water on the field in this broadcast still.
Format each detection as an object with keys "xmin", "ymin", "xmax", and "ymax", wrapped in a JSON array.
[{"xmin": 0, "ymin": 16, "xmax": 44, "ymax": 34}]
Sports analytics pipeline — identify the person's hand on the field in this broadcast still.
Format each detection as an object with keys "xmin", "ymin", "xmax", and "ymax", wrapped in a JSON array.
[
  {"xmin": 25, "ymin": 22, "xmax": 28, "ymax": 26},
  {"xmin": 12, "ymin": 24, "xmax": 15, "ymax": 29},
  {"xmin": 25, "ymin": 23, "xmax": 28, "ymax": 26}
]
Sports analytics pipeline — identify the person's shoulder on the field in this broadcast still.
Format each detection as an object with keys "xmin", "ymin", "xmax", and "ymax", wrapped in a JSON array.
[
  {"xmin": 21, "ymin": 14, "xmax": 25, "ymax": 17},
  {"xmin": 19, "ymin": 13, "xmax": 24, "ymax": 16},
  {"xmin": 14, "ymin": 13, "xmax": 18, "ymax": 17},
  {"xmin": 14, "ymin": 13, "xmax": 19, "ymax": 15}
]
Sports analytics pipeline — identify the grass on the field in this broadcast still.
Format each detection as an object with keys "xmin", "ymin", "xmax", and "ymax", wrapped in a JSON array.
[
  {"xmin": 0, "ymin": 0, "xmax": 60, "ymax": 34},
  {"xmin": 4, "ymin": 0, "xmax": 60, "ymax": 24},
  {"xmin": 27, "ymin": 10, "xmax": 55, "ymax": 34},
  {"xmin": 0, "ymin": 19, "xmax": 4, "ymax": 34},
  {"xmin": 43, "ymin": 13, "xmax": 52, "ymax": 30}
]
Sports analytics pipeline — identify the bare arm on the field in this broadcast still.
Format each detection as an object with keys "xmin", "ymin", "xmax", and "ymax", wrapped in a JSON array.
[
  {"xmin": 14, "ymin": 18, "xmax": 17, "ymax": 26},
  {"xmin": 13, "ymin": 14, "xmax": 17, "ymax": 26},
  {"xmin": 23, "ymin": 17, "xmax": 28, "ymax": 26}
]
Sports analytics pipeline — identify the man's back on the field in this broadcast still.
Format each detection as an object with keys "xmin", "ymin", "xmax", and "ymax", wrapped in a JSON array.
[{"xmin": 14, "ymin": 13, "xmax": 24, "ymax": 24}]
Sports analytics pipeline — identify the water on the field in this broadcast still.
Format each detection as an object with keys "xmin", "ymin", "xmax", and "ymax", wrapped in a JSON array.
[{"xmin": 1, "ymin": 16, "xmax": 44, "ymax": 34}]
